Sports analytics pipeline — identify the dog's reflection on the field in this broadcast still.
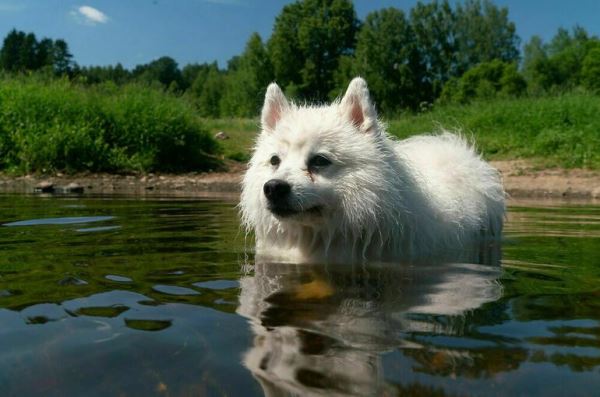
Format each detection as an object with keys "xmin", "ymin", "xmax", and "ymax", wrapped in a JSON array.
[{"xmin": 237, "ymin": 260, "xmax": 503, "ymax": 396}]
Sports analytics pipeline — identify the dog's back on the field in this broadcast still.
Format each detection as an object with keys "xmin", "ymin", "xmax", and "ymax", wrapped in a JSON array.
[{"xmin": 396, "ymin": 133, "xmax": 505, "ymax": 241}]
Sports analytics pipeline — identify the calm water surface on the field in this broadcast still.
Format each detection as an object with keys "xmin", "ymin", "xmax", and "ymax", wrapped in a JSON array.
[{"xmin": 0, "ymin": 195, "xmax": 598, "ymax": 396}]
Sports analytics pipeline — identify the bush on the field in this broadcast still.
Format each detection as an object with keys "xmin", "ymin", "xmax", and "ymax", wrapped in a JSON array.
[
  {"xmin": 582, "ymin": 48, "xmax": 600, "ymax": 92},
  {"xmin": 0, "ymin": 77, "xmax": 220, "ymax": 173},
  {"xmin": 440, "ymin": 60, "xmax": 526, "ymax": 104}
]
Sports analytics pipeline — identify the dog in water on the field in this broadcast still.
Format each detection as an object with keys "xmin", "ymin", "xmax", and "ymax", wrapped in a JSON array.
[{"xmin": 240, "ymin": 77, "xmax": 505, "ymax": 263}]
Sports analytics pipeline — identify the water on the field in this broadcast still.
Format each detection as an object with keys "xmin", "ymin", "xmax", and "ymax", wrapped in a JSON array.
[{"xmin": 0, "ymin": 195, "xmax": 598, "ymax": 396}]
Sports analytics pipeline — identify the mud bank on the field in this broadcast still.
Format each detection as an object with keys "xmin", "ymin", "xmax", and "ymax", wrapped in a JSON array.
[{"xmin": 0, "ymin": 161, "xmax": 599, "ymax": 200}]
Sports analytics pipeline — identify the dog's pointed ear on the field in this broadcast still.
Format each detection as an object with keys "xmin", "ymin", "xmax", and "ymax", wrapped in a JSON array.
[
  {"xmin": 340, "ymin": 77, "xmax": 378, "ymax": 133},
  {"xmin": 261, "ymin": 83, "xmax": 289, "ymax": 132}
]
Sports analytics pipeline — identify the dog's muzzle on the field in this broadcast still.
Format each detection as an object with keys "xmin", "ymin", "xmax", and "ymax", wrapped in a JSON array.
[
  {"xmin": 263, "ymin": 179, "xmax": 296, "ymax": 217},
  {"xmin": 263, "ymin": 179, "xmax": 322, "ymax": 218},
  {"xmin": 263, "ymin": 179, "xmax": 291, "ymax": 202}
]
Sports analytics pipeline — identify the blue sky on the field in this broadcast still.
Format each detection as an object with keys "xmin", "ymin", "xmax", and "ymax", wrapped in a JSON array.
[{"xmin": 0, "ymin": 0, "xmax": 599, "ymax": 69}]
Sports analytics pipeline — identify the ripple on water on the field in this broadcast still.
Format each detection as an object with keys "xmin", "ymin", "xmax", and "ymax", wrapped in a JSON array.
[
  {"xmin": 152, "ymin": 285, "xmax": 200, "ymax": 296},
  {"xmin": 105, "ymin": 275, "xmax": 133, "ymax": 283},
  {"xmin": 3, "ymin": 216, "xmax": 115, "ymax": 227},
  {"xmin": 193, "ymin": 280, "xmax": 239, "ymax": 290},
  {"xmin": 76, "ymin": 226, "xmax": 122, "ymax": 233}
]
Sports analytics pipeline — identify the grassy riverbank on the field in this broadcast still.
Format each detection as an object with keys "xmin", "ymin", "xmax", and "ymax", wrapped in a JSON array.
[
  {"xmin": 0, "ymin": 76, "xmax": 598, "ymax": 173},
  {"xmin": 0, "ymin": 77, "xmax": 220, "ymax": 174},
  {"xmin": 211, "ymin": 93, "xmax": 600, "ymax": 170}
]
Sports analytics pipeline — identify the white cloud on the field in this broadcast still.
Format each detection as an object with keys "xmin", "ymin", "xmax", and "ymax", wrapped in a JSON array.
[{"xmin": 71, "ymin": 5, "xmax": 109, "ymax": 26}]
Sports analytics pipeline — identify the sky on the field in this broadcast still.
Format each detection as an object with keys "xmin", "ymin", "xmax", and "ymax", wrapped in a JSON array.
[{"xmin": 0, "ymin": 0, "xmax": 599, "ymax": 69}]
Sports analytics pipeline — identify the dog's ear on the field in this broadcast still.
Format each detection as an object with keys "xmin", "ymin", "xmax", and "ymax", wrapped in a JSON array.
[
  {"xmin": 340, "ymin": 77, "xmax": 378, "ymax": 133},
  {"xmin": 261, "ymin": 83, "xmax": 289, "ymax": 132}
]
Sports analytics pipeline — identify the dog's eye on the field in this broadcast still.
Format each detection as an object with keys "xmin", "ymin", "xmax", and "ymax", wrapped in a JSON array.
[
  {"xmin": 308, "ymin": 154, "xmax": 332, "ymax": 169},
  {"xmin": 270, "ymin": 155, "xmax": 281, "ymax": 166}
]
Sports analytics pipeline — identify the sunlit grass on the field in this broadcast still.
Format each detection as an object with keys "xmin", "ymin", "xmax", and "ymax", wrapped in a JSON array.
[{"xmin": 206, "ymin": 93, "xmax": 600, "ymax": 169}]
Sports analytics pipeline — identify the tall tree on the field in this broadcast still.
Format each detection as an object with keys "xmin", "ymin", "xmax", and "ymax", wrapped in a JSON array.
[
  {"xmin": 0, "ymin": 29, "xmax": 27, "ymax": 71},
  {"xmin": 454, "ymin": 0, "xmax": 520, "ymax": 74},
  {"xmin": 353, "ymin": 8, "xmax": 425, "ymax": 112},
  {"xmin": 582, "ymin": 47, "xmax": 600, "ymax": 91},
  {"xmin": 19, "ymin": 32, "xmax": 38, "ymax": 70},
  {"xmin": 35, "ymin": 38, "xmax": 55, "ymax": 70},
  {"xmin": 268, "ymin": 0, "xmax": 359, "ymax": 100},
  {"xmin": 188, "ymin": 62, "xmax": 224, "ymax": 117},
  {"xmin": 410, "ymin": 0, "xmax": 457, "ymax": 98},
  {"xmin": 133, "ymin": 56, "xmax": 182, "ymax": 90},
  {"xmin": 53, "ymin": 39, "xmax": 74, "ymax": 75},
  {"xmin": 221, "ymin": 33, "xmax": 274, "ymax": 117},
  {"xmin": 522, "ymin": 26, "xmax": 600, "ymax": 92}
]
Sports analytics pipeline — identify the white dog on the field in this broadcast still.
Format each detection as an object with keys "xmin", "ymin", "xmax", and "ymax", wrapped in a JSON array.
[{"xmin": 240, "ymin": 77, "xmax": 505, "ymax": 263}]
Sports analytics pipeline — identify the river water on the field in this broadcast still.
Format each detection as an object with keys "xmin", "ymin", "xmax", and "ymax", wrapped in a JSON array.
[{"xmin": 0, "ymin": 195, "xmax": 598, "ymax": 396}]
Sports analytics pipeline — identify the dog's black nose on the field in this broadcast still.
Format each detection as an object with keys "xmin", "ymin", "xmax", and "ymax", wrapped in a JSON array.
[{"xmin": 263, "ymin": 179, "xmax": 291, "ymax": 201}]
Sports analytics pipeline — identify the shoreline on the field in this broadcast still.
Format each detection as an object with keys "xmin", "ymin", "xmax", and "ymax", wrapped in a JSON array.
[{"xmin": 0, "ymin": 160, "xmax": 599, "ymax": 201}]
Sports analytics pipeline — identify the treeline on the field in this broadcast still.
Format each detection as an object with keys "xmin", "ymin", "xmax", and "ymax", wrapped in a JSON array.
[
  {"xmin": 0, "ymin": 30, "xmax": 74, "ymax": 75},
  {"xmin": 2, "ymin": 0, "xmax": 600, "ymax": 118}
]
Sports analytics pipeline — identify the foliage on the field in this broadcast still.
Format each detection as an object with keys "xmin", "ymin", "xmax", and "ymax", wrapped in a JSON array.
[
  {"xmin": 388, "ymin": 93, "xmax": 600, "ymax": 169},
  {"xmin": 220, "ymin": 33, "xmax": 273, "ymax": 117},
  {"xmin": 0, "ymin": 29, "xmax": 74, "ymax": 75},
  {"xmin": 131, "ymin": 56, "xmax": 183, "ymax": 91},
  {"xmin": 0, "ymin": 77, "xmax": 220, "ymax": 173},
  {"xmin": 267, "ymin": 0, "xmax": 359, "ymax": 101},
  {"xmin": 352, "ymin": 8, "xmax": 425, "ymax": 112},
  {"xmin": 192, "ymin": 64, "xmax": 225, "ymax": 118},
  {"xmin": 0, "ymin": 2, "xmax": 598, "ymax": 173},
  {"xmin": 192, "ymin": 92, "xmax": 600, "ymax": 170},
  {"xmin": 409, "ymin": 0, "xmax": 457, "ymax": 99},
  {"xmin": 0, "ymin": 1, "xmax": 528, "ymax": 117},
  {"xmin": 581, "ymin": 48, "xmax": 600, "ymax": 91},
  {"xmin": 440, "ymin": 60, "xmax": 526, "ymax": 103},
  {"xmin": 522, "ymin": 26, "xmax": 600, "ymax": 93},
  {"xmin": 453, "ymin": 0, "xmax": 520, "ymax": 72}
]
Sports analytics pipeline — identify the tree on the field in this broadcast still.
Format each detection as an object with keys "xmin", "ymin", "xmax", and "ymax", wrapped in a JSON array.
[
  {"xmin": 521, "ymin": 26, "xmax": 600, "ymax": 92},
  {"xmin": 353, "ymin": 8, "xmax": 425, "ymax": 113},
  {"xmin": 53, "ymin": 39, "xmax": 74, "ymax": 75},
  {"xmin": 0, "ymin": 30, "xmax": 74, "ymax": 75},
  {"xmin": 221, "ymin": 33, "xmax": 274, "ymax": 117},
  {"xmin": 440, "ymin": 60, "xmax": 526, "ymax": 103},
  {"xmin": 582, "ymin": 47, "xmax": 600, "ymax": 91},
  {"xmin": 19, "ymin": 32, "xmax": 38, "ymax": 70},
  {"xmin": 522, "ymin": 35, "xmax": 546, "ymax": 92},
  {"xmin": 454, "ymin": 0, "xmax": 520, "ymax": 73},
  {"xmin": 0, "ymin": 29, "xmax": 27, "ymax": 71},
  {"xmin": 35, "ymin": 38, "xmax": 55, "ymax": 70},
  {"xmin": 409, "ymin": 0, "xmax": 457, "ymax": 98},
  {"xmin": 188, "ymin": 62, "xmax": 224, "ymax": 117},
  {"xmin": 268, "ymin": 0, "xmax": 359, "ymax": 100},
  {"xmin": 133, "ymin": 56, "xmax": 182, "ymax": 90}
]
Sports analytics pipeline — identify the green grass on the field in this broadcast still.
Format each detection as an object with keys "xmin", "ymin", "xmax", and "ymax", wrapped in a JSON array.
[
  {"xmin": 0, "ymin": 76, "xmax": 221, "ymax": 173},
  {"xmin": 388, "ymin": 93, "xmax": 600, "ymax": 169},
  {"xmin": 202, "ymin": 93, "xmax": 600, "ymax": 170},
  {"xmin": 1, "ymin": 76, "xmax": 598, "ymax": 173},
  {"xmin": 201, "ymin": 118, "xmax": 259, "ymax": 162}
]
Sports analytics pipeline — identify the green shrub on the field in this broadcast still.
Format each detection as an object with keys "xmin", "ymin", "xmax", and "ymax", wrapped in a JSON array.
[
  {"xmin": 440, "ymin": 60, "xmax": 526, "ymax": 104},
  {"xmin": 582, "ymin": 48, "xmax": 600, "ymax": 92},
  {"xmin": 0, "ymin": 77, "xmax": 220, "ymax": 173}
]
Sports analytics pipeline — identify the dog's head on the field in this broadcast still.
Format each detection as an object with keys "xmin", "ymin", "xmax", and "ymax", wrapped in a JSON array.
[{"xmin": 241, "ymin": 78, "xmax": 398, "ymax": 235}]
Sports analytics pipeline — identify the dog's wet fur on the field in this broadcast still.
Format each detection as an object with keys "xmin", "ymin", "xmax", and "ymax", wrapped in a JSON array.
[{"xmin": 240, "ymin": 78, "xmax": 505, "ymax": 263}]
